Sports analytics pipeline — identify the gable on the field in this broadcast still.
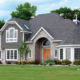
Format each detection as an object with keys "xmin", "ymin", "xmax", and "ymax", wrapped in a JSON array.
[
  {"xmin": 1, "ymin": 21, "xmax": 23, "ymax": 32},
  {"xmin": 31, "ymin": 27, "xmax": 54, "ymax": 41}
]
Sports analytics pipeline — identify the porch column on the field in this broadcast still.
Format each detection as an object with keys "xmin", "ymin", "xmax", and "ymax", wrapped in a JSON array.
[
  {"xmin": 63, "ymin": 48, "xmax": 66, "ymax": 60},
  {"xmin": 70, "ymin": 48, "xmax": 74, "ymax": 62}
]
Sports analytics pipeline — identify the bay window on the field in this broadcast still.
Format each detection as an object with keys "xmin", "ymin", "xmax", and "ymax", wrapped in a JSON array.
[
  {"xmin": 6, "ymin": 27, "xmax": 18, "ymax": 42},
  {"xmin": 60, "ymin": 49, "xmax": 63, "ymax": 60},
  {"xmin": 75, "ymin": 48, "xmax": 80, "ymax": 60},
  {"xmin": 6, "ymin": 49, "xmax": 18, "ymax": 61}
]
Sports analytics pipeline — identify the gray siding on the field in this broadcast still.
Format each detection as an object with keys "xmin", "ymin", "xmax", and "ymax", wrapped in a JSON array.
[{"xmin": 1, "ymin": 24, "xmax": 23, "ymax": 49}]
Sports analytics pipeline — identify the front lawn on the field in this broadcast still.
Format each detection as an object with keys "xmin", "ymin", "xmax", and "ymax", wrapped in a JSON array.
[{"xmin": 0, "ymin": 65, "xmax": 80, "ymax": 80}]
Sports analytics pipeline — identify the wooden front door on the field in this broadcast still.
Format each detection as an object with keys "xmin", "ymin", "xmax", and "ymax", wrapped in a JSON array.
[{"xmin": 43, "ymin": 48, "xmax": 51, "ymax": 61}]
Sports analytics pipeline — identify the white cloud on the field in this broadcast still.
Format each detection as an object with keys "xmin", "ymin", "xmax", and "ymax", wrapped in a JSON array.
[
  {"xmin": 0, "ymin": 0, "xmax": 5, "ymax": 4},
  {"xmin": 59, "ymin": 0, "xmax": 69, "ymax": 5}
]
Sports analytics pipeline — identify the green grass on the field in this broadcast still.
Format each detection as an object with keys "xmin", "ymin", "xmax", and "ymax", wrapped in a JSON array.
[{"xmin": 0, "ymin": 65, "xmax": 80, "ymax": 80}]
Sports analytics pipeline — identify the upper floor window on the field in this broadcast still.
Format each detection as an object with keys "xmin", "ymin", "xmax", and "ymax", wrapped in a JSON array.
[{"xmin": 6, "ymin": 27, "xmax": 18, "ymax": 42}]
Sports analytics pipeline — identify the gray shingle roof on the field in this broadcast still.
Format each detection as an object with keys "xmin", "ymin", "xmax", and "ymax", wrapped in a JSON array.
[
  {"xmin": 9, "ymin": 13, "xmax": 80, "ymax": 44},
  {"xmin": 9, "ymin": 18, "xmax": 31, "ymax": 31}
]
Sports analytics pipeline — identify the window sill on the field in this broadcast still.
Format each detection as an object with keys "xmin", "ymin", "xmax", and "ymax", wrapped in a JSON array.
[{"xmin": 6, "ymin": 59, "xmax": 18, "ymax": 61}]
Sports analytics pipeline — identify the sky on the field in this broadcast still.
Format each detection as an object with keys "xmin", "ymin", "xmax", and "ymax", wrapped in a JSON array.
[{"xmin": 0, "ymin": 0, "xmax": 80, "ymax": 21}]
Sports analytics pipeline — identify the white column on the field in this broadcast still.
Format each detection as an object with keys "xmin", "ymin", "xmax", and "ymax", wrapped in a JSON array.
[
  {"xmin": 71, "ymin": 48, "xmax": 74, "ymax": 62},
  {"xmin": 63, "ymin": 48, "xmax": 66, "ymax": 60}
]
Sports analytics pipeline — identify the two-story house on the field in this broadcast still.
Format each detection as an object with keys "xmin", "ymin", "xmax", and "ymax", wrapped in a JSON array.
[{"xmin": 0, "ymin": 13, "xmax": 80, "ymax": 64}]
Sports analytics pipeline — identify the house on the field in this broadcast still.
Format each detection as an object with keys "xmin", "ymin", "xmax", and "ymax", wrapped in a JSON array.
[{"xmin": 0, "ymin": 13, "xmax": 80, "ymax": 64}]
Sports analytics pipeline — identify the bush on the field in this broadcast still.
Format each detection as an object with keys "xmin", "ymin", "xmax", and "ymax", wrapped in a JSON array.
[
  {"xmin": 6, "ymin": 61, "xmax": 11, "ymax": 64},
  {"xmin": 73, "ymin": 60, "xmax": 80, "ymax": 65},
  {"xmin": 62, "ymin": 60, "xmax": 71, "ymax": 65},
  {"xmin": 54, "ymin": 59, "xmax": 62, "ymax": 65},
  {"xmin": 27, "ymin": 60, "xmax": 35, "ymax": 64},
  {"xmin": 49, "ymin": 62, "xmax": 55, "ymax": 66},
  {"xmin": 22, "ymin": 60, "xmax": 27, "ymax": 65},
  {"xmin": 40, "ymin": 62, "xmax": 44, "ymax": 65},
  {"xmin": 44, "ymin": 60, "xmax": 55, "ymax": 65},
  {"xmin": 35, "ymin": 60, "xmax": 40, "ymax": 65},
  {"xmin": 0, "ymin": 61, "xmax": 2, "ymax": 64},
  {"xmin": 16, "ymin": 60, "xmax": 27, "ymax": 65}
]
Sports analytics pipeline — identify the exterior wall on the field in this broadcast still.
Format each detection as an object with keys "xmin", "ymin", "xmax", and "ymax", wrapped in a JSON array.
[
  {"xmin": 29, "ymin": 29, "xmax": 60, "ymax": 61},
  {"xmin": 1, "ymin": 24, "xmax": 23, "ymax": 49},
  {"xmin": 1, "ymin": 23, "xmax": 23, "ymax": 64},
  {"xmin": 27, "ymin": 43, "xmax": 35, "ymax": 61},
  {"xmin": 57, "ymin": 46, "xmax": 80, "ymax": 62}
]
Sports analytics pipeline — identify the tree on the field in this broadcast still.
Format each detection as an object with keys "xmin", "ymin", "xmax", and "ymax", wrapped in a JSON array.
[
  {"xmin": 11, "ymin": 2, "xmax": 37, "ymax": 20},
  {"xmin": 0, "ymin": 20, "xmax": 5, "ymax": 29},
  {"xmin": 18, "ymin": 40, "xmax": 30, "ymax": 61},
  {"xmin": 51, "ymin": 7, "xmax": 80, "ymax": 20}
]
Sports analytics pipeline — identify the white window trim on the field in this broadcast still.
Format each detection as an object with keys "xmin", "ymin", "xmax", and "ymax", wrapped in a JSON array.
[
  {"xmin": 28, "ymin": 50, "xmax": 32, "ymax": 58},
  {"xmin": 6, "ymin": 49, "xmax": 18, "ymax": 61},
  {"xmin": 0, "ymin": 50, "xmax": 2, "ymax": 60},
  {"xmin": 54, "ymin": 49, "xmax": 58, "ymax": 58},
  {"xmin": 6, "ymin": 27, "xmax": 18, "ymax": 43}
]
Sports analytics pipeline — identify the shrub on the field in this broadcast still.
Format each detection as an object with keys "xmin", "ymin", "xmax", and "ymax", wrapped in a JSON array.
[
  {"xmin": 16, "ymin": 60, "xmax": 27, "ymax": 65},
  {"xmin": 49, "ymin": 62, "xmax": 55, "ymax": 66},
  {"xmin": 44, "ymin": 60, "xmax": 55, "ymax": 65},
  {"xmin": 73, "ymin": 60, "xmax": 80, "ymax": 65},
  {"xmin": 35, "ymin": 60, "xmax": 40, "ymax": 65},
  {"xmin": 40, "ymin": 62, "xmax": 44, "ymax": 65},
  {"xmin": 28, "ymin": 60, "xmax": 35, "ymax": 64},
  {"xmin": 16, "ymin": 60, "xmax": 21, "ymax": 65},
  {"xmin": 62, "ymin": 60, "xmax": 71, "ymax": 65},
  {"xmin": 22, "ymin": 60, "xmax": 27, "ymax": 65},
  {"xmin": 0, "ymin": 61, "xmax": 2, "ymax": 64},
  {"xmin": 6, "ymin": 61, "xmax": 11, "ymax": 64},
  {"xmin": 54, "ymin": 59, "xmax": 62, "ymax": 65}
]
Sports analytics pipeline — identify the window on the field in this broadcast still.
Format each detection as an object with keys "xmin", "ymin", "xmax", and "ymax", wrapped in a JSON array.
[
  {"xmin": 60, "ymin": 49, "xmax": 63, "ymax": 60},
  {"xmin": 6, "ymin": 49, "xmax": 18, "ymax": 60},
  {"xmin": 28, "ymin": 50, "xmax": 32, "ymax": 58},
  {"xmin": 55, "ymin": 50, "xmax": 57, "ymax": 57},
  {"xmin": 43, "ymin": 40, "xmax": 50, "ymax": 46},
  {"xmin": 6, "ymin": 27, "xmax": 18, "ymax": 42},
  {"xmin": 66, "ymin": 48, "xmax": 70, "ymax": 60},
  {"xmin": 75, "ymin": 48, "xmax": 80, "ymax": 60}
]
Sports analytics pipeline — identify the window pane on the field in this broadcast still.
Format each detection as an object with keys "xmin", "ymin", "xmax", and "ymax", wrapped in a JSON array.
[
  {"xmin": 43, "ymin": 40, "xmax": 50, "ymax": 46},
  {"xmin": 66, "ymin": 48, "xmax": 70, "ymax": 60},
  {"xmin": 6, "ymin": 28, "xmax": 18, "ymax": 42},
  {"xmin": 10, "ymin": 29, "xmax": 14, "ymax": 38},
  {"xmin": 75, "ymin": 48, "xmax": 80, "ymax": 60},
  {"xmin": 14, "ymin": 50, "xmax": 17, "ymax": 59},
  {"xmin": 14, "ymin": 30, "xmax": 17, "ymax": 38},
  {"xmin": 60, "ymin": 49, "xmax": 63, "ymax": 60},
  {"xmin": 7, "ymin": 50, "xmax": 10, "ymax": 59},
  {"xmin": 11, "ymin": 50, "xmax": 13, "ymax": 59}
]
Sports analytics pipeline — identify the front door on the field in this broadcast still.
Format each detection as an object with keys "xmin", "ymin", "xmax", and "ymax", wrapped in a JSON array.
[{"xmin": 43, "ymin": 48, "xmax": 51, "ymax": 61}]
